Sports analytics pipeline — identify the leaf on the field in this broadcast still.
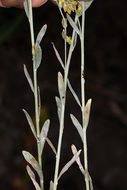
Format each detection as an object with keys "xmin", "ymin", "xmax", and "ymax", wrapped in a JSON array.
[
  {"xmin": 52, "ymin": 43, "xmax": 64, "ymax": 69},
  {"xmin": 22, "ymin": 151, "xmax": 43, "ymax": 181},
  {"xmin": 35, "ymin": 43, "xmax": 42, "ymax": 70},
  {"xmin": 24, "ymin": 0, "xmax": 30, "ymax": 22},
  {"xmin": 49, "ymin": 181, "xmax": 54, "ymax": 190},
  {"xmin": 67, "ymin": 14, "xmax": 81, "ymax": 36},
  {"xmin": 24, "ymin": 65, "xmax": 34, "ymax": 93},
  {"xmin": 23, "ymin": 109, "xmax": 37, "ymax": 139},
  {"xmin": 58, "ymin": 149, "xmax": 81, "ymax": 180},
  {"xmin": 71, "ymin": 144, "xmax": 84, "ymax": 174},
  {"xmin": 40, "ymin": 119, "xmax": 50, "ymax": 155},
  {"xmin": 83, "ymin": 0, "xmax": 94, "ymax": 11},
  {"xmin": 84, "ymin": 99, "xmax": 92, "ymax": 128},
  {"xmin": 72, "ymin": 32, "xmax": 77, "ymax": 51},
  {"xmin": 55, "ymin": 96, "xmax": 61, "ymax": 121},
  {"xmin": 68, "ymin": 80, "xmax": 81, "ymax": 108},
  {"xmin": 45, "ymin": 137, "xmax": 56, "ymax": 155},
  {"xmin": 70, "ymin": 114, "xmax": 83, "ymax": 142},
  {"xmin": 26, "ymin": 165, "xmax": 41, "ymax": 190},
  {"xmin": 58, "ymin": 72, "xmax": 65, "ymax": 101},
  {"xmin": 38, "ymin": 87, "xmax": 41, "ymax": 118},
  {"xmin": 36, "ymin": 24, "xmax": 47, "ymax": 45}
]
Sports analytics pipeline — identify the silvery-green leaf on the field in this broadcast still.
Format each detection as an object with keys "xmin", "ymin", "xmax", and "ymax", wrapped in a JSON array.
[
  {"xmin": 24, "ymin": 65, "xmax": 34, "ymax": 93},
  {"xmin": 68, "ymin": 80, "xmax": 81, "ymax": 108},
  {"xmin": 35, "ymin": 43, "xmax": 42, "ymax": 70},
  {"xmin": 22, "ymin": 151, "xmax": 43, "ymax": 181},
  {"xmin": 24, "ymin": 0, "xmax": 30, "ymax": 22},
  {"xmin": 40, "ymin": 119, "xmax": 50, "ymax": 155},
  {"xmin": 49, "ymin": 181, "xmax": 54, "ymax": 190},
  {"xmin": 72, "ymin": 32, "xmax": 77, "ymax": 51},
  {"xmin": 71, "ymin": 144, "xmax": 84, "ymax": 174},
  {"xmin": 80, "ymin": 0, "xmax": 94, "ymax": 12},
  {"xmin": 55, "ymin": 96, "xmax": 61, "ymax": 121},
  {"xmin": 38, "ymin": 87, "xmax": 41, "ymax": 117},
  {"xmin": 70, "ymin": 114, "xmax": 83, "ymax": 142},
  {"xmin": 36, "ymin": 24, "xmax": 47, "ymax": 45},
  {"xmin": 58, "ymin": 149, "xmax": 81, "ymax": 180},
  {"xmin": 58, "ymin": 72, "xmax": 65, "ymax": 101},
  {"xmin": 52, "ymin": 43, "xmax": 64, "ymax": 69},
  {"xmin": 84, "ymin": 99, "xmax": 92, "ymax": 128},
  {"xmin": 26, "ymin": 165, "xmax": 41, "ymax": 190},
  {"xmin": 23, "ymin": 109, "xmax": 37, "ymax": 139},
  {"xmin": 67, "ymin": 14, "xmax": 81, "ymax": 36}
]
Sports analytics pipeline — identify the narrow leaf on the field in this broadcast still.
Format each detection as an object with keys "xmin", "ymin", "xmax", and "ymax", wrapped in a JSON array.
[
  {"xmin": 26, "ymin": 165, "xmax": 41, "ymax": 190},
  {"xmin": 71, "ymin": 144, "xmax": 84, "ymax": 174},
  {"xmin": 24, "ymin": 0, "xmax": 30, "ymax": 22},
  {"xmin": 70, "ymin": 114, "xmax": 83, "ymax": 142},
  {"xmin": 72, "ymin": 32, "xmax": 77, "ymax": 51},
  {"xmin": 23, "ymin": 109, "xmax": 37, "ymax": 139},
  {"xmin": 52, "ymin": 43, "xmax": 64, "ymax": 69},
  {"xmin": 68, "ymin": 80, "xmax": 81, "ymax": 108},
  {"xmin": 67, "ymin": 14, "xmax": 81, "ymax": 36},
  {"xmin": 55, "ymin": 96, "xmax": 61, "ymax": 121},
  {"xmin": 40, "ymin": 119, "xmax": 50, "ymax": 155},
  {"xmin": 83, "ymin": 0, "xmax": 94, "ymax": 11},
  {"xmin": 36, "ymin": 24, "xmax": 47, "ymax": 45},
  {"xmin": 58, "ymin": 72, "xmax": 65, "ymax": 101},
  {"xmin": 35, "ymin": 43, "xmax": 42, "ymax": 70},
  {"xmin": 49, "ymin": 181, "xmax": 54, "ymax": 190},
  {"xmin": 24, "ymin": 65, "xmax": 34, "ymax": 93},
  {"xmin": 84, "ymin": 99, "xmax": 92, "ymax": 128},
  {"xmin": 45, "ymin": 137, "xmax": 56, "ymax": 155},
  {"xmin": 58, "ymin": 149, "xmax": 81, "ymax": 180}
]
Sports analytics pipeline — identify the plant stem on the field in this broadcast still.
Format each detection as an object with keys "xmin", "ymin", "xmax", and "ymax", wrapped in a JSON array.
[
  {"xmin": 80, "ymin": 3, "xmax": 89, "ymax": 190},
  {"xmin": 28, "ymin": 0, "xmax": 43, "ymax": 189},
  {"xmin": 53, "ymin": 15, "xmax": 78, "ymax": 190}
]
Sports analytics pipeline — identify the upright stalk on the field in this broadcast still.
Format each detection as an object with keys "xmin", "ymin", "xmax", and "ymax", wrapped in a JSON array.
[
  {"xmin": 80, "ymin": 3, "xmax": 89, "ymax": 190},
  {"xmin": 53, "ymin": 16, "xmax": 78, "ymax": 190},
  {"xmin": 28, "ymin": 1, "xmax": 43, "ymax": 189}
]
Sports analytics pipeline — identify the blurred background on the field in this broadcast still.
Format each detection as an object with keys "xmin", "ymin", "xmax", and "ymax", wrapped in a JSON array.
[{"xmin": 0, "ymin": 0, "xmax": 127, "ymax": 189}]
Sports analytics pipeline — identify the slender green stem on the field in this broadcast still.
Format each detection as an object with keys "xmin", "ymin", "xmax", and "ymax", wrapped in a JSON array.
[
  {"xmin": 28, "ymin": 1, "xmax": 43, "ymax": 189},
  {"xmin": 53, "ymin": 15, "xmax": 78, "ymax": 190},
  {"xmin": 80, "ymin": 3, "xmax": 89, "ymax": 190}
]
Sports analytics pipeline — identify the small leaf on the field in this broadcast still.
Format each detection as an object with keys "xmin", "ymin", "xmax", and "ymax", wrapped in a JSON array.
[
  {"xmin": 26, "ymin": 165, "xmax": 41, "ymax": 190},
  {"xmin": 24, "ymin": 65, "xmax": 34, "ymax": 93},
  {"xmin": 67, "ymin": 14, "xmax": 81, "ymax": 36},
  {"xmin": 45, "ymin": 137, "xmax": 56, "ymax": 155},
  {"xmin": 49, "ymin": 181, "xmax": 54, "ymax": 190},
  {"xmin": 52, "ymin": 43, "xmax": 64, "ymax": 69},
  {"xmin": 84, "ymin": 99, "xmax": 92, "ymax": 128},
  {"xmin": 36, "ymin": 24, "xmax": 47, "ymax": 45},
  {"xmin": 23, "ymin": 109, "xmax": 37, "ymax": 139},
  {"xmin": 68, "ymin": 80, "xmax": 81, "ymax": 108},
  {"xmin": 24, "ymin": 0, "xmax": 30, "ymax": 22},
  {"xmin": 55, "ymin": 96, "xmax": 61, "ymax": 121},
  {"xmin": 58, "ymin": 72, "xmax": 65, "ymax": 101},
  {"xmin": 58, "ymin": 149, "xmax": 81, "ymax": 180},
  {"xmin": 40, "ymin": 119, "xmax": 50, "ymax": 155},
  {"xmin": 22, "ymin": 151, "xmax": 43, "ymax": 181},
  {"xmin": 70, "ymin": 114, "xmax": 83, "ymax": 142},
  {"xmin": 71, "ymin": 144, "xmax": 84, "ymax": 174},
  {"xmin": 72, "ymin": 32, "xmax": 77, "ymax": 51},
  {"xmin": 35, "ymin": 43, "xmax": 42, "ymax": 70},
  {"xmin": 83, "ymin": 0, "xmax": 94, "ymax": 11}
]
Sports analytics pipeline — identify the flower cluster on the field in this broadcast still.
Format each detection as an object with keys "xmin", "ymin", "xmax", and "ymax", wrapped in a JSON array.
[{"xmin": 58, "ymin": 0, "xmax": 82, "ymax": 15}]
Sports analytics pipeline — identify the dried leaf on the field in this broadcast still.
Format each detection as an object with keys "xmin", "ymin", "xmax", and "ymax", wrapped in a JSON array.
[
  {"xmin": 23, "ymin": 109, "xmax": 37, "ymax": 139},
  {"xmin": 24, "ymin": 0, "xmax": 30, "ymax": 22},
  {"xmin": 22, "ymin": 151, "xmax": 43, "ymax": 181},
  {"xmin": 58, "ymin": 149, "xmax": 81, "ymax": 180},
  {"xmin": 24, "ymin": 65, "xmax": 34, "ymax": 93},
  {"xmin": 40, "ymin": 119, "xmax": 50, "ymax": 155},
  {"xmin": 49, "ymin": 181, "xmax": 54, "ymax": 190},
  {"xmin": 35, "ymin": 43, "xmax": 42, "ymax": 70},
  {"xmin": 84, "ymin": 99, "xmax": 92, "ymax": 128},
  {"xmin": 70, "ymin": 114, "xmax": 83, "ymax": 142},
  {"xmin": 26, "ymin": 165, "xmax": 41, "ymax": 190},
  {"xmin": 36, "ymin": 25, "xmax": 47, "ymax": 45},
  {"xmin": 55, "ymin": 96, "xmax": 61, "ymax": 121},
  {"xmin": 67, "ymin": 14, "xmax": 81, "ymax": 36},
  {"xmin": 58, "ymin": 72, "xmax": 65, "ymax": 101},
  {"xmin": 71, "ymin": 144, "xmax": 84, "ymax": 174}
]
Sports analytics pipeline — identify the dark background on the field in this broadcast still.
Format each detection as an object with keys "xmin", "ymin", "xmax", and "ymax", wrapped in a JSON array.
[{"xmin": 0, "ymin": 0, "xmax": 127, "ymax": 189}]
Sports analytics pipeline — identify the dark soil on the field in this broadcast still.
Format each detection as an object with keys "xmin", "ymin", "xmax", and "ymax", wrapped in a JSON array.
[{"xmin": 0, "ymin": 0, "xmax": 127, "ymax": 189}]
